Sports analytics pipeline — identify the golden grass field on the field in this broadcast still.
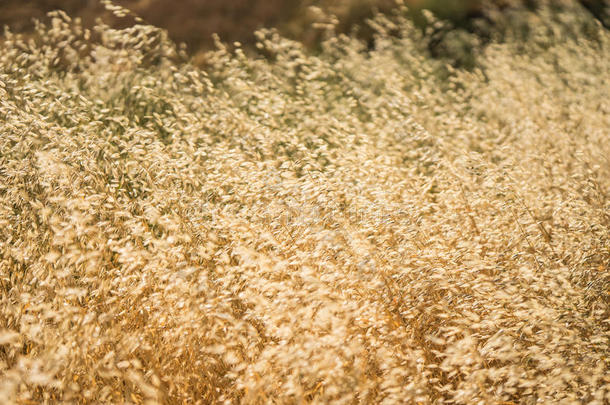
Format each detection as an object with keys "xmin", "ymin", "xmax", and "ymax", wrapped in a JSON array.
[{"xmin": 0, "ymin": 1, "xmax": 608, "ymax": 403}]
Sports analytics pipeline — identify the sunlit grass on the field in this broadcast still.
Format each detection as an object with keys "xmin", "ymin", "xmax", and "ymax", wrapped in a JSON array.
[{"xmin": 0, "ymin": 2, "xmax": 608, "ymax": 404}]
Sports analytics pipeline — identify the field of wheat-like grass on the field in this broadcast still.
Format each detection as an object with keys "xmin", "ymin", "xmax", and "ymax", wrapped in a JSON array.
[{"xmin": 0, "ymin": 2, "xmax": 609, "ymax": 404}]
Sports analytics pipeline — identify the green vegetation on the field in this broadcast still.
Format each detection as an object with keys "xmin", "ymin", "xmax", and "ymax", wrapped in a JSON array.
[{"xmin": 0, "ymin": 1, "xmax": 608, "ymax": 403}]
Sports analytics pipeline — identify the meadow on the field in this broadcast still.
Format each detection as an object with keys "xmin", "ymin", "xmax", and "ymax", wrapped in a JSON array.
[{"xmin": 0, "ymin": 1, "xmax": 608, "ymax": 403}]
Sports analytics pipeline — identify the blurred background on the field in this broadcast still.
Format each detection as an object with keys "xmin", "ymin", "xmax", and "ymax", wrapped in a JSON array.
[{"xmin": 1, "ymin": 0, "xmax": 608, "ymax": 54}]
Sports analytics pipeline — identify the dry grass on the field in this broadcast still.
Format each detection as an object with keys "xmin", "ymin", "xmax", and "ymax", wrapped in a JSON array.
[{"xmin": 0, "ymin": 2, "xmax": 609, "ymax": 404}]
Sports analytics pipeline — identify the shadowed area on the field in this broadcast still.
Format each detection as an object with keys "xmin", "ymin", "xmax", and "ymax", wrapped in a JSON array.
[{"xmin": 2, "ymin": 1, "xmax": 607, "ymax": 52}]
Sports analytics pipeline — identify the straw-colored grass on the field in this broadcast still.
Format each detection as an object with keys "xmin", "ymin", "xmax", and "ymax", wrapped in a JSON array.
[{"xmin": 0, "ymin": 1, "xmax": 608, "ymax": 404}]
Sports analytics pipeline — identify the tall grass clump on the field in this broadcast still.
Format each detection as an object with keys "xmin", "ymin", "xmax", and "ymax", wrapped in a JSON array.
[{"xmin": 0, "ymin": 2, "xmax": 608, "ymax": 403}]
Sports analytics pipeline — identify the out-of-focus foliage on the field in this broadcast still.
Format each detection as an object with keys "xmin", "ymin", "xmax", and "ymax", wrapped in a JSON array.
[
  {"xmin": 0, "ymin": 1, "xmax": 609, "ymax": 404},
  {"xmin": 1, "ymin": 0, "xmax": 609, "ymax": 52},
  {"xmin": 0, "ymin": 0, "xmax": 393, "ymax": 50}
]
